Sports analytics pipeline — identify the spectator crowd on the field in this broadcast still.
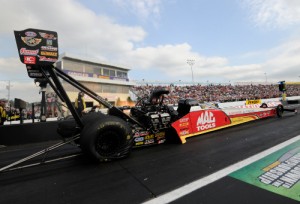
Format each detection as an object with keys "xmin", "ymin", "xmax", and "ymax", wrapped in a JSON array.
[{"xmin": 132, "ymin": 84, "xmax": 300, "ymax": 104}]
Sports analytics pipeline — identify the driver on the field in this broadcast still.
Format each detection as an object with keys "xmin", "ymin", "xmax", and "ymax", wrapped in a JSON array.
[{"xmin": 151, "ymin": 95, "xmax": 163, "ymax": 105}]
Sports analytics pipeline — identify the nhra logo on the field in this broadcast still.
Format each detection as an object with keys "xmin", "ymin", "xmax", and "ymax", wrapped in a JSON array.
[{"xmin": 196, "ymin": 111, "xmax": 216, "ymax": 131}]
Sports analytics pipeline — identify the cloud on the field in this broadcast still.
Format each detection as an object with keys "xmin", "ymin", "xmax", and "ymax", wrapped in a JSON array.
[
  {"xmin": 1, "ymin": 0, "xmax": 300, "ymax": 101},
  {"xmin": 118, "ymin": 43, "xmax": 229, "ymax": 80},
  {"xmin": 262, "ymin": 39, "xmax": 300, "ymax": 81},
  {"xmin": 0, "ymin": 57, "xmax": 41, "ymax": 102},
  {"xmin": 0, "ymin": 0, "xmax": 146, "ymax": 59},
  {"xmin": 242, "ymin": 0, "xmax": 300, "ymax": 28},
  {"xmin": 113, "ymin": 0, "xmax": 161, "ymax": 21},
  {"xmin": 0, "ymin": 57, "xmax": 25, "ymax": 79}
]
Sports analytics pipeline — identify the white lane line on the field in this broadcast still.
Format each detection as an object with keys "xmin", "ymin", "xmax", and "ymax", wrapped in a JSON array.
[{"xmin": 143, "ymin": 135, "xmax": 300, "ymax": 204}]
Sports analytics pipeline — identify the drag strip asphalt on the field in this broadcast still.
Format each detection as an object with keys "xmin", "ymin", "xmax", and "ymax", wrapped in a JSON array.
[{"xmin": 0, "ymin": 109, "xmax": 299, "ymax": 204}]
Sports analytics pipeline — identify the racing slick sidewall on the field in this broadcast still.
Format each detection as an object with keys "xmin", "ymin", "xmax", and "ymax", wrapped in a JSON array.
[{"xmin": 80, "ymin": 115, "xmax": 133, "ymax": 162}]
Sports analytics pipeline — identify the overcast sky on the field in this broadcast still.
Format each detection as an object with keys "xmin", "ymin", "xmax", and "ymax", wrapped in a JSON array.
[{"xmin": 1, "ymin": 0, "xmax": 300, "ymax": 102}]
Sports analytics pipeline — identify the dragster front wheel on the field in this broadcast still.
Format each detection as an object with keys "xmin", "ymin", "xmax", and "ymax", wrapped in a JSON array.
[
  {"xmin": 276, "ymin": 105, "xmax": 284, "ymax": 118},
  {"xmin": 80, "ymin": 115, "xmax": 133, "ymax": 162}
]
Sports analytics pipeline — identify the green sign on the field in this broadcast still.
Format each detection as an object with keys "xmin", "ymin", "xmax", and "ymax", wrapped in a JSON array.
[{"xmin": 230, "ymin": 140, "xmax": 300, "ymax": 201}]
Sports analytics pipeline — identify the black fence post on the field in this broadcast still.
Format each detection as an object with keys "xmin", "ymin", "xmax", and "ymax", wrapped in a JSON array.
[
  {"xmin": 32, "ymin": 103, "xmax": 35, "ymax": 123},
  {"xmin": 19, "ymin": 108, "xmax": 23, "ymax": 124},
  {"xmin": 41, "ymin": 89, "xmax": 47, "ymax": 122}
]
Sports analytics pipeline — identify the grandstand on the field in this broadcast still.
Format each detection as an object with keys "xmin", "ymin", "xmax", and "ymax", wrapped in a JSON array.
[{"xmin": 131, "ymin": 82, "xmax": 300, "ymax": 104}]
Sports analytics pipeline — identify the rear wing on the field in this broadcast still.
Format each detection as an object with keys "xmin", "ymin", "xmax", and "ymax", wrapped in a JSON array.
[
  {"xmin": 14, "ymin": 28, "xmax": 143, "ymax": 128},
  {"xmin": 14, "ymin": 28, "xmax": 58, "ymax": 78}
]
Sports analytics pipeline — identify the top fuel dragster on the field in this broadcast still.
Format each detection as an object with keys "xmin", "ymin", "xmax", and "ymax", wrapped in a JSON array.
[{"xmin": 0, "ymin": 28, "xmax": 296, "ymax": 172}]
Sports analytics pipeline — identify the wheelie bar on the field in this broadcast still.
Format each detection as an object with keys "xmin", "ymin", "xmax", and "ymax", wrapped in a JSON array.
[{"xmin": 0, "ymin": 134, "xmax": 80, "ymax": 173}]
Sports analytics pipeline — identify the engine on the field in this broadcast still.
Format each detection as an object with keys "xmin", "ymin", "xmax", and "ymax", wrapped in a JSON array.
[
  {"xmin": 130, "ymin": 89, "xmax": 175, "ymax": 132},
  {"xmin": 130, "ymin": 105, "xmax": 172, "ymax": 132},
  {"xmin": 147, "ymin": 111, "xmax": 171, "ymax": 130}
]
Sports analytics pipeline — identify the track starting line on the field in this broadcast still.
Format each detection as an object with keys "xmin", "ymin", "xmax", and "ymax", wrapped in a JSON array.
[{"xmin": 143, "ymin": 135, "xmax": 300, "ymax": 204}]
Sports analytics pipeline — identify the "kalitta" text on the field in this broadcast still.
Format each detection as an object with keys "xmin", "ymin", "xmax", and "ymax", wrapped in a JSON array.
[{"xmin": 196, "ymin": 111, "xmax": 216, "ymax": 131}]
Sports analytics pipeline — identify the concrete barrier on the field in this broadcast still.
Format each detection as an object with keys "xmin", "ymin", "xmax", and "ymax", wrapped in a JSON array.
[{"xmin": 0, "ymin": 121, "xmax": 61, "ymax": 146}]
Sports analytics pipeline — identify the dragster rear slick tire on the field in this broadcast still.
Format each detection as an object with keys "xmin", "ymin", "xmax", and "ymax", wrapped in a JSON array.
[
  {"xmin": 57, "ymin": 112, "xmax": 106, "ymax": 139},
  {"xmin": 80, "ymin": 115, "xmax": 134, "ymax": 162}
]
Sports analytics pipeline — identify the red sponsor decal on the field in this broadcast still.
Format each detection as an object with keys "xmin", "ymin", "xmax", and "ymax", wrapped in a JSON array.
[
  {"xmin": 172, "ymin": 109, "xmax": 231, "ymax": 140},
  {"xmin": 20, "ymin": 48, "xmax": 39, "ymax": 56},
  {"xmin": 24, "ymin": 56, "xmax": 36, "ymax": 64}
]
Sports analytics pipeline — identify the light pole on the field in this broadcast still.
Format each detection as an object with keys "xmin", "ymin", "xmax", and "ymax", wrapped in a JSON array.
[
  {"xmin": 187, "ymin": 59, "xmax": 195, "ymax": 84},
  {"xmin": 264, "ymin": 72, "xmax": 267, "ymax": 83},
  {"xmin": 6, "ymin": 80, "xmax": 12, "ymax": 103}
]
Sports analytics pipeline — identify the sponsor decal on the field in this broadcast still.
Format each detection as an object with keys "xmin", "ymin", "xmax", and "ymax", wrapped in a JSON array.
[
  {"xmin": 145, "ymin": 135, "xmax": 154, "ymax": 140},
  {"xmin": 135, "ymin": 141, "xmax": 144, "ymax": 146},
  {"xmin": 196, "ymin": 111, "xmax": 216, "ymax": 131},
  {"xmin": 158, "ymin": 139, "xmax": 166, "ymax": 144},
  {"xmin": 24, "ymin": 56, "xmax": 36, "ymax": 64},
  {"xmin": 65, "ymin": 70, "xmax": 91, "ymax": 77},
  {"xmin": 179, "ymin": 122, "xmax": 189, "ymax": 127},
  {"xmin": 134, "ymin": 137, "xmax": 144, "ymax": 142},
  {"xmin": 25, "ymin": 65, "xmax": 44, "ymax": 78},
  {"xmin": 246, "ymin": 99, "xmax": 262, "ymax": 105},
  {"xmin": 21, "ymin": 36, "xmax": 42, "ymax": 47},
  {"xmin": 173, "ymin": 110, "xmax": 231, "ymax": 144},
  {"xmin": 41, "ymin": 46, "xmax": 58, "ymax": 51},
  {"xmin": 39, "ymin": 56, "xmax": 57, "ymax": 62},
  {"xmin": 61, "ymin": 70, "xmax": 129, "ymax": 81},
  {"xmin": 230, "ymin": 116, "xmax": 256, "ymax": 124},
  {"xmin": 25, "ymin": 31, "xmax": 37, "ymax": 37},
  {"xmin": 258, "ymin": 112, "xmax": 270, "ymax": 118},
  {"xmin": 155, "ymin": 132, "xmax": 165, "ymax": 140},
  {"xmin": 144, "ymin": 139, "xmax": 155, "ymax": 145},
  {"xmin": 46, "ymin": 40, "xmax": 53, "ymax": 46},
  {"xmin": 179, "ymin": 117, "xmax": 189, "ymax": 123},
  {"xmin": 28, "ymin": 72, "xmax": 43, "ymax": 77},
  {"xmin": 40, "ymin": 51, "xmax": 58, "ymax": 57},
  {"xmin": 99, "ymin": 75, "xmax": 110, "ymax": 79},
  {"xmin": 20, "ymin": 48, "xmax": 39, "ymax": 56},
  {"xmin": 134, "ymin": 131, "xmax": 149, "ymax": 137},
  {"xmin": 39, "ymin": 32, "xmax": 57, "ymax": 40},
  {"xmin": 180, "ymin": 129, "xmax": 189, "ymax": 136},
  {"xmin": 230, "ymin": 140, "xmax": 300, "ymax": 201}
]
